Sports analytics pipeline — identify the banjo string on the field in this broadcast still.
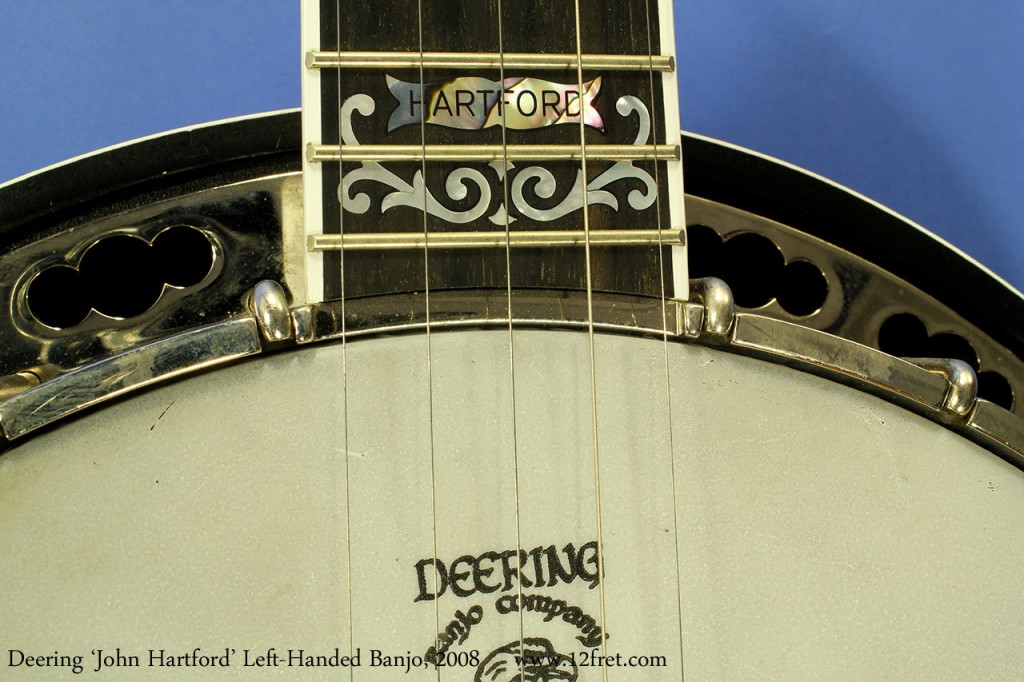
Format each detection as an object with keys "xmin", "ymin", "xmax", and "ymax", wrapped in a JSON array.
[
  {"xmin": 571, "ymin": 2, "xmax": 610, "ymax": 678},
  {"xmin": 643, "ymin": 0, "xmax": 687, "ymax": 676},
  {"xmin": 494, "ymin": 0, "xmax": 529, "ymax": 671},
  {"xmin": 414, "ymin": 1, "xmax": 444, "ymax": 678},
  {"xmin": 333, "ymin": 0, "xmax": 355, "ymax": 675}
]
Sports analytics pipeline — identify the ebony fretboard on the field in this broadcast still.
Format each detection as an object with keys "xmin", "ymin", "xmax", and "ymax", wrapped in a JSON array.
[{"xmin": 300, "ymin": 0, "xmax": 686, "ymax": 304}]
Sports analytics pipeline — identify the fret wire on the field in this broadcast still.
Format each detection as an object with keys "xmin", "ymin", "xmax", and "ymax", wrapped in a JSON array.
[
  {"xmin": 308, "ymin": 228, "xmax": 685, "ymax": 251},
  {"xmin": 572, "ymin": 2, "xmax": 609, "ymax": 680},
  {"xmin": 307, "ymin": 50, "xmax": 674, "ymax": 71},
  {"xmin": 307, "ymin": 143, "xmax": 679, "ymax": 163}
]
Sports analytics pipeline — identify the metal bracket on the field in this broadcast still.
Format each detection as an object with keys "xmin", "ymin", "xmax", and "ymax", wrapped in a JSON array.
[
  {"xmin": 249, "ymin": 280, "xmax": 294, "ymax": 344},
  {"xmin": 905, "ymin": 357, "xmax": 979, "ymax": 421},
  {"xmin": 689, "ymin": 277, "xmax": 736, "ymax": 340}
]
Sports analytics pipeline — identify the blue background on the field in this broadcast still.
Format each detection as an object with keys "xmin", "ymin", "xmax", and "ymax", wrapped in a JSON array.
[{"xmin": 1, "ymin": 1, "xmax": 1020, "ymax": 292}]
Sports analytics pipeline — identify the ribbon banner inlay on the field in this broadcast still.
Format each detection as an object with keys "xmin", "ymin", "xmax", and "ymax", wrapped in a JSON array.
[{"xmin": 386, "ymin": 75, "xmax": 604, "ymax": 132}]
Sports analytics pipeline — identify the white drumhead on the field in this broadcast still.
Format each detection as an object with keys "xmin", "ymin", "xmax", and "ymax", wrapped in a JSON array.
[{"xmin": 1, "ymin": 329, "xmax": 1022, "ymax": 679}]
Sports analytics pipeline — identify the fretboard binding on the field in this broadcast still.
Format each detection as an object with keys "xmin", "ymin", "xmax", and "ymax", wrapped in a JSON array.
[
  {"xmin": 307, "ymin": 144, "xmax": 679, "ymax": 163},
  {"xmin": 308, "ymin": 229, "xmax": 684, "ymax": 252},
  {"xmin": 306, "ymin": 51, "xmax": 674, "ymax": 72}
]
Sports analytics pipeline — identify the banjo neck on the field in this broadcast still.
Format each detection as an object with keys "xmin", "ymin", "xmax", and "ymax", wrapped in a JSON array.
[{"xmin": 299, "ymin": 0, "xmax": 687, "ymax": 306}]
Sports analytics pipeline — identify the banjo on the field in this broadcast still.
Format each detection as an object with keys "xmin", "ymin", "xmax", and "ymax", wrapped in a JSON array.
[{"xmin": 1, "ymin": 1, "xmax": 1023, "ymax": 679}]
